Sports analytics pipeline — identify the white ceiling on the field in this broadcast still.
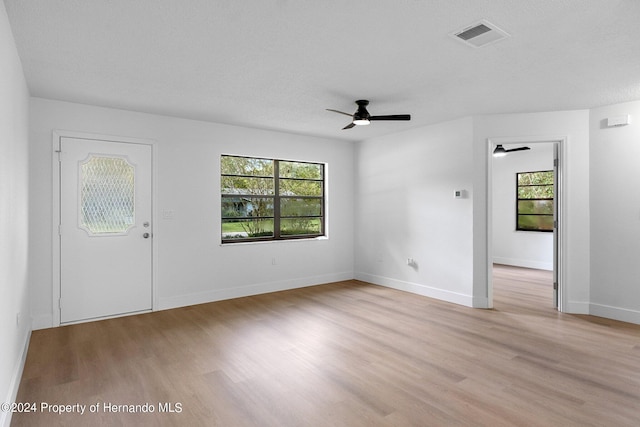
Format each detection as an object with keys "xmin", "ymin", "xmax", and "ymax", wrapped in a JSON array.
[{"xmin": 5, "ymin": 0, "xmax": 640, "ymax": 142}]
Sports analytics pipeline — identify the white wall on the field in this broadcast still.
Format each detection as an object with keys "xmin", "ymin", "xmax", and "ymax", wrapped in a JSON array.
[
  {"xmin": 492, "ymin": 144, "xmax": 554, "ymax": 270},
  {"xmin": 29, "ymin": 98, "xmax": 355, "ymax": 329},
  {"xmin": 354, "ymin": 117, "xmax": 476, "ymax": 306},
  {"xmin": 473, "ymin": 111, "xmax": 591, "ymax": 313},
  {"xmin": 27, "ymin": 96, "xmax": 640, "ymax": 331},
  {"xmin": 0, "ymin": 3, "xmax": 31, "ymax": 426},
  {"xmin": 589, "ymin": 101, "xmax": 640, "ymax": 324},
  {"xmin": 353, "ymin": 111, "xmax": 590, "ymax": 313}
]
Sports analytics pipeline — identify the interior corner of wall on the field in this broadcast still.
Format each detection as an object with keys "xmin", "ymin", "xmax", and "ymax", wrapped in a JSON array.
[{"xmin": 31, "ymin": 313, "xmax": 53, "ymax": 330}]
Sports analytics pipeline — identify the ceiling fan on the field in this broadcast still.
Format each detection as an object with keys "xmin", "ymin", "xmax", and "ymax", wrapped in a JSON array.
[
  {"xmin": 492, "ymin": 144, "xmax": 531, "ymax": 157},
  {"xmin": 327, "ymin": 100, "xmax": 411, "ymax": 130}
]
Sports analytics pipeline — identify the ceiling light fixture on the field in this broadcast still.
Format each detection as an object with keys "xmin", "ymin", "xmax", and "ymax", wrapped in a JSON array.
[{"xmin": 353, "ymin": 117, "xmax": 370, "ymax": 126}]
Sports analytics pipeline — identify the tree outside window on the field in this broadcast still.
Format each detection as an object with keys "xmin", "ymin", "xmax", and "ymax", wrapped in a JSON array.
[{"xmin": 221, "ymin": 155, "xmax": 325, "ymax": 242}]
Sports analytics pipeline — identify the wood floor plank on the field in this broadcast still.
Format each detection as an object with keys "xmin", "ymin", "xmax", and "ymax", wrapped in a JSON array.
[{"xmin": 11, "ymin": 265, "xmax": 640, "ymax": 426}]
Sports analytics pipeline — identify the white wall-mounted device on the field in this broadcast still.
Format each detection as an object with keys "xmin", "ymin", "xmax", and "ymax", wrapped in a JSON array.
[
  {"xmin": 454, "ymin": 190, "xmax": 466, "ymax": 199},
  {"xmin": 607, "ymin": 115, "xmax": 631, "ymax": 127}
]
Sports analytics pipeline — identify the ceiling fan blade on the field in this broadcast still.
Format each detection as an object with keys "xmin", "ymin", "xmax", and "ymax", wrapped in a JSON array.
[
  {"xmin": 369, "ymin": 114, "xmax": 411, "ymax": 121},
  {"xmin": 327, "ymin": 109, "xmax": 354, "ymax": 117},
  {"xmin": 505, "ymin": 146, "xmax": 531, "ymax": 153},
  {"xmin": 342, "ymin": 122, "xmax": 356, "ymax": 130}
]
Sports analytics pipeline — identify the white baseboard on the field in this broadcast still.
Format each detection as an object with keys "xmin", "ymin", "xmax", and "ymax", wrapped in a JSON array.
[
  {"xmin": 157, "ymin": 271, "xmax": 354, "ymax": 311},
  {"xmin": 1, "ymin": 329, "xmax": 31, "ymax": 427},
  {"xmin": 472, "ymin": 296, "xmax": 490, "ymax": 309},
  {"xmin": 354, "ymin": 272, "xmax": 474, "ymax": 307},
  {"xmin": 590, "ymin": 303, "xmax": 640, "ymax": 325},
  {"xmin": 563, "ymin": 301, "xmax": 590, "ymax": 315},
  {"xmin": 32, "ymin": 273, "xmax": 356, "ymax": 327},
  {"xmin": 493, "ymin": 257, "xmax": 553, "ymax": 271},
  {"xmin": 32, "ymin": 314, "xmax": 52, "ymax": 331}
]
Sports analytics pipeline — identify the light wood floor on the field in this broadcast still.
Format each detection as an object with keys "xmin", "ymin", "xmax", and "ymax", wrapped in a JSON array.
[{"xmin": 12, "ymin": 265, "xmax": 640, "ymax": 426}]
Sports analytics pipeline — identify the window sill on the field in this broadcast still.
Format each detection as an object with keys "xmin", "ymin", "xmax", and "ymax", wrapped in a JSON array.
[{"xmin": 220, "ymin": 235, "xmax": 328, "ymax": 246}]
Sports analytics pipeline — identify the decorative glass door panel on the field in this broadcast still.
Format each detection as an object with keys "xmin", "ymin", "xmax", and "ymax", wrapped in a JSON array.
[{"xmin": 80, "ymin": 156, "xmax": 135, "ymax": 235}]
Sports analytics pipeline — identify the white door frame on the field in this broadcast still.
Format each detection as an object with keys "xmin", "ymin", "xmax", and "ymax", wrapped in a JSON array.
[
  {"xmin": 52, "ymin": 130, "xmax": 158, "ymax": 326},
  {"xmin": 486, "ymin": 135, "xmax": 566, "ymax": 312}
]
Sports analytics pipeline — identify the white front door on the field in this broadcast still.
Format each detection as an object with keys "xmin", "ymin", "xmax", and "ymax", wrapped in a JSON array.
[{"xmin": 59, "ymin": 137, "xmax": 153, "ymax": 323}]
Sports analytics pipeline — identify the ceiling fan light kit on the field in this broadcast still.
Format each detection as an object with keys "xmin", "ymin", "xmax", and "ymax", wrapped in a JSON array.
[
  {"xmin": 327, "ymin": 100, "xmax": 410, "ymax": 130},
  {"xmin": 493, "ymin": 144, "xmax": 507, "ymax": 157}
]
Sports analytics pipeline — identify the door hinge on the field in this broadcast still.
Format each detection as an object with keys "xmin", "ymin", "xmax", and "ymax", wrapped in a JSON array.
[
  {"xmin": 56, "ymin": 150, "xmax": 63, "ymax": 162},
  {"xmin": 58, "ymin": 298, "xmax": 62, "ymax": 309},
  {"xmin": 553, "ymin": 158, "xmax": 558, "ymax": 167},
  {"xmin": 58, "ymin": 224, "xmax": 63, "ymax": 235},
  {"xmin": 554, "ymin": 220, "xmax": 557, "ymax": 229},
  {"xmin": 553, "ymin": 282, "xmax": 558, "ymax": 290}
]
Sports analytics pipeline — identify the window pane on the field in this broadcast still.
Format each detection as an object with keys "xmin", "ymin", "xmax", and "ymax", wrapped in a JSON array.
[
  {"xmin": 221, "ymin": 176, "xmax": 274, "ymax": 195},
  {"xmin": 280, "ymin": 179, "xmax": 322, "ymax": 196},
  {"xmin": 80, "ymin": 156, "xmax": 135, "ymax": 234},
  {"xmin": 222, "ymin": 218, "xmax": 274, "ymax": 239},
  {"xmin": 279, "ymin": 161, "xmax": 322, "ymax": 179},
  {"xmin": 281, "ymin": 198, "xmax": 322, "ymax": 217},
  {"xmin": 518, "ymin": 200, "xmax": 554, "ymax": 215},
  {"xmin": 221, "ymin": 156, "xmax": 273, "ymax": 177},
  {"xmin": 220, "ymin": 155, "xmax": 325, "ymax": 243},
  {"xmin": 518, "ymin": 185, "xmax": 553, "ymax": 199},
  {"xmin": 222, "ymin": 197, "xmax": 274, "ymax": 218},
  {"xmin": 280, "ymin": 218, "xmax": 321, "ymax": 236},
  {"xmin": 518, "ymin": 171, "xmax": 553, "ymax": 186},
  {"xmin": 517, "ymin": 215, "xmax": 554, "ymax": 231}
]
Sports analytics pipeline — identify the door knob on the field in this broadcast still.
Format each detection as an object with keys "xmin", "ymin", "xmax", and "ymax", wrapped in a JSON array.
[{"xmin": 143, "ymin": 232, "xmax": 150, "ymax": 239}]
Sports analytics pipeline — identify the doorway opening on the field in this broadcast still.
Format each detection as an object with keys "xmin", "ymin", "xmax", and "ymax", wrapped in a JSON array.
[
  {"xmin": 492, "ymin": 264, "xmax": 554, "ymax": 311},
  {"xmin": 487, "ymin": 137, "xmax": 564, "ymax": 312}
]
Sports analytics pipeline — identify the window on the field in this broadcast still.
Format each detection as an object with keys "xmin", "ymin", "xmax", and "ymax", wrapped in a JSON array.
[
  {"xmin": 516, "ymin": 170, "xmax": 554, "ymax": 232},
  {"xmin": 80, "ymin": 156, "xmax": 135, "ymax": 234},
  {"xmin": 221, "ymin": 155, "xmax": 325, "ymax": 243}
]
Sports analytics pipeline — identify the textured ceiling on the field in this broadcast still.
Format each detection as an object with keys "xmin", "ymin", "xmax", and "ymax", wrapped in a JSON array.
[{"xmin": 4, "ymin": 0, "xmax": 640, "ymax": 142}]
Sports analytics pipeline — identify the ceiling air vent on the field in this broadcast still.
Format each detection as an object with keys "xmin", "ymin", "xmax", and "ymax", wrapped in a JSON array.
[{"xmin": 451, "ymin": 20, "xmax": 510, "ymax": 48}]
